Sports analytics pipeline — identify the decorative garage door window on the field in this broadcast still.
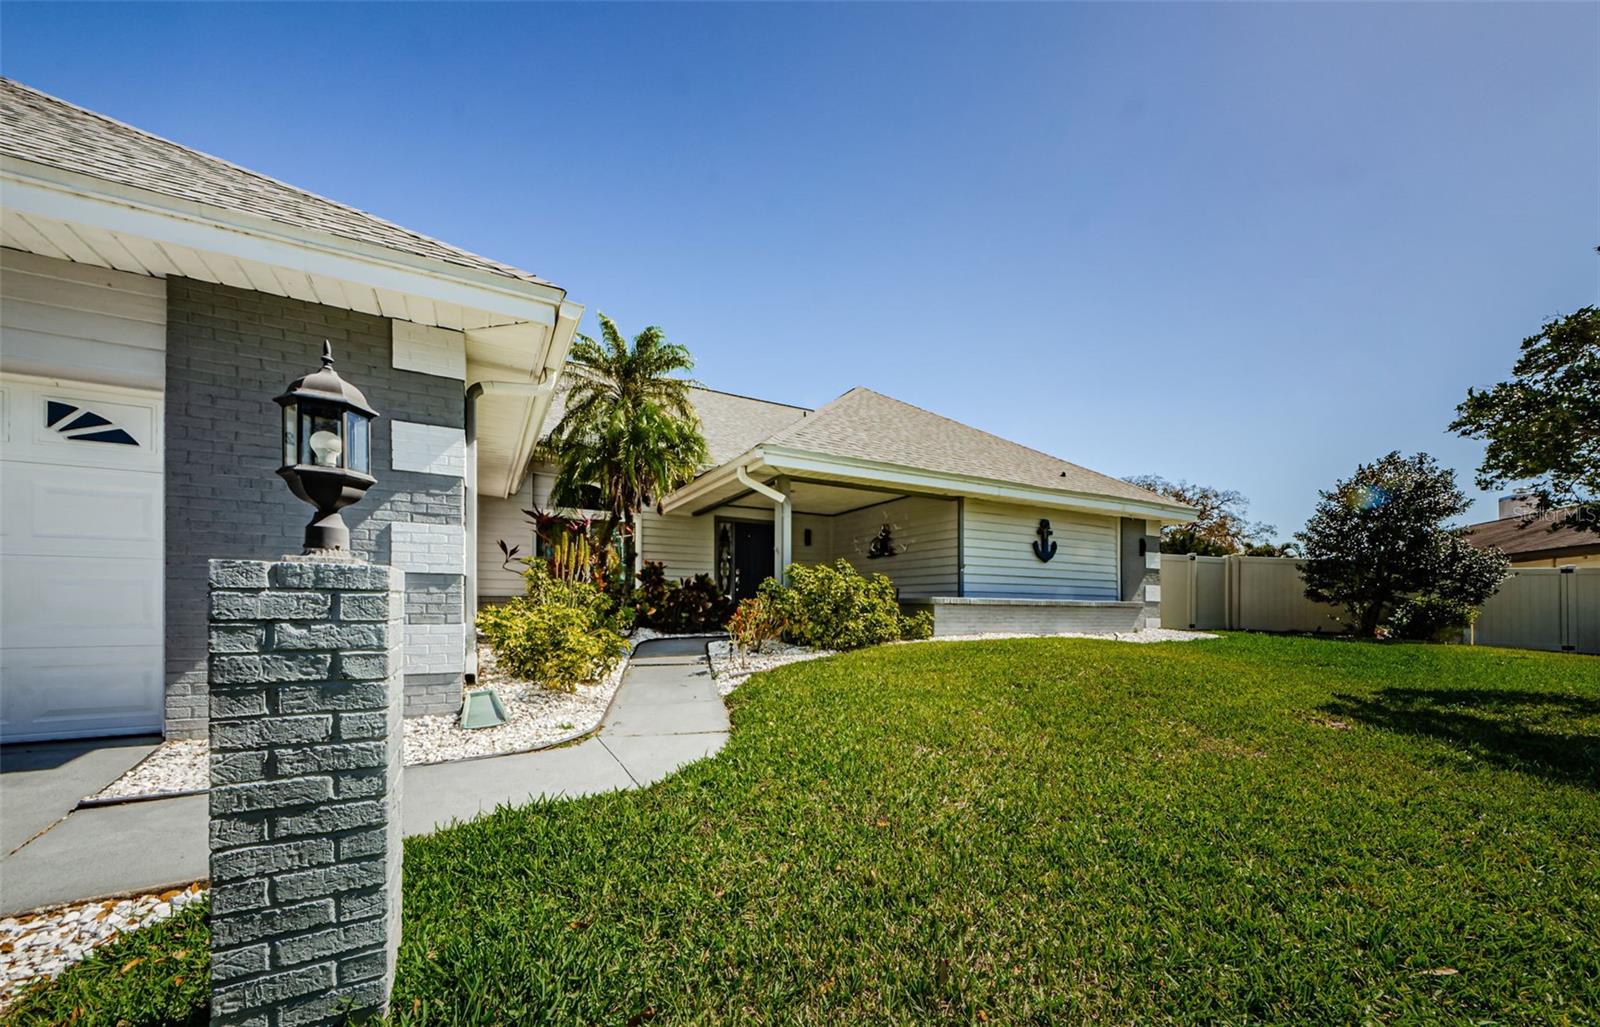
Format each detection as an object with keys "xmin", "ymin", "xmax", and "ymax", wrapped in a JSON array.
[{"xmin": 46, "ymin": 400, "xmax": 139, "ymax": 445}]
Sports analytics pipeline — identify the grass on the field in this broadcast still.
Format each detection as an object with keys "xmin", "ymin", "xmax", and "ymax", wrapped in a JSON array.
[{"xmin": 7, "ymin": 634, "xmax": 1598, "ymax": 1025}]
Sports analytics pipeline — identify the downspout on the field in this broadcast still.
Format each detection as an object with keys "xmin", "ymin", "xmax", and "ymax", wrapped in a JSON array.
[
  {"xmin": 463, "ymin": 376, "xmax": 557, "ymax": 679},
  {"xmin": 734, "ymin": 463, "xmax": 786, "ymax": 504}
]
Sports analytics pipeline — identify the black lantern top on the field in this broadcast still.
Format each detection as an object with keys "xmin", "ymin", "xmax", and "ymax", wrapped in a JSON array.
[{"xmin": 277, "ymin": 341, "xmax": 378, "ymax": 417}]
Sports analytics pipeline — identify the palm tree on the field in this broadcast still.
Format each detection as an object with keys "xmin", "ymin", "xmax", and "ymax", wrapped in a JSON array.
[{"xmin": 543, "ymin": 314, "xmax": 708, "ymax": 581}]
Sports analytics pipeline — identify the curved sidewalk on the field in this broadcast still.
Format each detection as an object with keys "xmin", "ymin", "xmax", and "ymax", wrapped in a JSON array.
[{"xmin": 0, "ymin": 638, "xmax": 727, "ymax": 915}]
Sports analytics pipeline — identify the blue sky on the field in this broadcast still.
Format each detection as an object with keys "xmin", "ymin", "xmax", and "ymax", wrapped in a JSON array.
[{"xmin": 4, "ymin": 3, "xmax": 1595, "ymax": 540}]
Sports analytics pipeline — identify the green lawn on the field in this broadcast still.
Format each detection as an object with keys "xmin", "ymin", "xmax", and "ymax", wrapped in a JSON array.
[{"xmin": 9, "ymin": 634, "xmax": 1599, "ymax": 1025}]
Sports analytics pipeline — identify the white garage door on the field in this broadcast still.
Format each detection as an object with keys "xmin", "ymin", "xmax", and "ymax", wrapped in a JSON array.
[{"xmin": 0, "ymin": 376, "xmax": 164, "ymax": 742}]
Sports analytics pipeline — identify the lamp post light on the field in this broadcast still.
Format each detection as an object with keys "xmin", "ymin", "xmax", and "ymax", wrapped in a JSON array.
[{"xmin": 274, "ymin": 341, "xmax": 378, "ymax": 554}]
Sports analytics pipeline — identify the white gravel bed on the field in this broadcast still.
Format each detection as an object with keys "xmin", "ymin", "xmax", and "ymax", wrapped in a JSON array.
[
  {"xmin": 400, "ymin": 637, "xmax": 635, "ymax": 766},
  {"xmin": 92, "ymin": 629, "xmax": 683, "ymax": 800},
  {"xmin": 0, "ymin": 883, "xmax": 205, "ymax": 1007},
  {"xmin": 92, "ymin": 739, "xmax": 208, "ymax": 801},
  {"xmin": 706, "ymin": 640, "xmax": 836, "ymax": 695}
]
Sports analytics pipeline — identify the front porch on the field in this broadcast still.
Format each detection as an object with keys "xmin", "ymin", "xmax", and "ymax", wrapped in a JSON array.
[{"xmin": 643, "ymin": 472, "xmax": 1165, "ymax": 634}]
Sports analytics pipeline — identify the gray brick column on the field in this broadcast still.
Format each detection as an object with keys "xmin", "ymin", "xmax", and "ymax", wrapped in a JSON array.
[
  {"xmin": 207, "ymin": 558, "xmax": 404, "ymax": 1026},
  {"xmin": 1120, "ymin": 518, "xmax": 1164, "ymax": 628}
]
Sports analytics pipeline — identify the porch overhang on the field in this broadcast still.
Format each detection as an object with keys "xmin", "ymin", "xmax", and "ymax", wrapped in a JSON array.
[
  {"xmin": 660, "ymin": 444, "xmax": 1198, "ymax": 524},
  {"xmin": 0, "ymin": 155, "xmax": 581, "ymax": 498}
]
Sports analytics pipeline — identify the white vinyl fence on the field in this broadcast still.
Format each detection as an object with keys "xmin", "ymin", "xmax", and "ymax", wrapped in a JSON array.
[
  {"xmin": 1470, "ymin": 567, "xmax": 1600, "ymax": 654},
  {"xmin": 1160, "ymin": 554, "xmax": 1599, "ymax": 654}
]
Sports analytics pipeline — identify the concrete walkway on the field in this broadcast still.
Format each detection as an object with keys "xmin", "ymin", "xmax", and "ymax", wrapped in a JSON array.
[{"xmin": 0, "ymin": 638, "xmax": 726, "ymax": 915}]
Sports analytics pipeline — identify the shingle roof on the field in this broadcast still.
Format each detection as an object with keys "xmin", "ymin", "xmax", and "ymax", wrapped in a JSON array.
[
  {"xmin": 1467, "ymin": 510, "xmax": 1600, "ymax": 558},
  {"xmin": 0, "ymin": 78, "xmax": 554, "ymax": 288},
  {"xmin": 541, "ymin": 380, "xmax": 810, "ymax": 467},
  {"xmin": 757, "ymin": 387, "xmax": 1172, "ymax": 507},
  {"xmin": 688, "ymin": 388, "xmax": 811, "ymax": 465}
]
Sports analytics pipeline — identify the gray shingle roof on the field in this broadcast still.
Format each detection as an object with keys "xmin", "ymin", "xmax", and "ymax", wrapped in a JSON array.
[
  {"xmin": 541, "ymin": 380, "xmax": 810, "ymax": 467},
  {"xmin": 758, "ymin": 387, "xmax": 1172, "ymax": 507},
  {"xmin": 0, "ymin": 78, "xmax": 554, "ymax": 288},
  {"xmin": 1467, "ymin": 509, "xmax": 1600, "ymax": 559}
]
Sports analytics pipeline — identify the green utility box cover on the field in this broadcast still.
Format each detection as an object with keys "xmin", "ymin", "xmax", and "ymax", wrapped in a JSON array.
[{"xmin": 459, "ymin": 687, "xmax": 509, "ymax": 730}]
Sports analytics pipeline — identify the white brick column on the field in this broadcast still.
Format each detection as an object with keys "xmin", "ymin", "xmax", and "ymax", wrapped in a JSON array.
[{"xmin": 207, "ymin": 558, "xmax": 404, "ymax": 1026}]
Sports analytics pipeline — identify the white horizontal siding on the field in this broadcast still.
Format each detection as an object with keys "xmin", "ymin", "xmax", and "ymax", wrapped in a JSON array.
[
  {"xmin": 478, "ymin": 477, "xmax": 534, "ymax": 599},
  {"xmin": 830, "ymin": 496, "xmax": 958, "ymax": 598},
  {"xmin": 0, "ymin": 248, "xmax": 166, "ymax": 390},
  {"xmin": 639, "ymin": 509, "xmax": 719, "ymax": 580},
  {"xmin": 792, "ymin": 513, "xmax": 831, "ymax": 566},
  {"xmin": 962, "ymin": 500, "xmax": 1118, "ymax": 600}
]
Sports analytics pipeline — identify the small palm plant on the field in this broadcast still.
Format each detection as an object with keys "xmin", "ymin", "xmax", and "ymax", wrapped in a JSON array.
[{"xmin": 543, "ymin": 314, "xmax": 709, "ymax": 582}]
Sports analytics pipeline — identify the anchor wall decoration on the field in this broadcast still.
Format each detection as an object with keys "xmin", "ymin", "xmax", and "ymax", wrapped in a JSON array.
[{"xmin": 1031, "ymin": 518, "xmax": 1057, "ymax": 563}]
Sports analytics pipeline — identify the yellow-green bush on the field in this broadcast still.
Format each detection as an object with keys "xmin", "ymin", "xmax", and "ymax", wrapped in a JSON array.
[
  {"xmin": 478, "ymin": 566, "xmax": 629, "ymax": 690},
  {"xmin": 759, "ymin": 560, "xmax": 927, "ymax": 651}
]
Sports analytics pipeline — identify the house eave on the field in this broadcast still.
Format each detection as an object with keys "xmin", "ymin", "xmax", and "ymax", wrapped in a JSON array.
[
  {"xmin": 0, "ymin": 156, "xmax": 567, "ymax": 314},
  {"xmin": 659, "ymin": 445, "xmax": 1197, "ymax": 524},
  {"xmin": 2, "ymin": 155, "xmax": 583, "ymax": 500}
]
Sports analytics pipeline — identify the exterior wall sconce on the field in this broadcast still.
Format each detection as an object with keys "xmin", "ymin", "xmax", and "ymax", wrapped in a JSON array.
[
  {"xmin": 803, "ymin": 528, "xmax": 813, "ymax": 547},
  {"xmin": 274, "ymin": 341, "xmax": 378, "ymax": 554}
]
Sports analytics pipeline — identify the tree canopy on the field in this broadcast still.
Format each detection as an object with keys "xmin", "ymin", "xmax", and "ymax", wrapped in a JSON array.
[
  {"xmin": 544, "ymin": 314, "xmax": 708, "ymax": 574},
  {"xmin": 1450, "ymin": 305, "xmax": 1599, "ymax": 533},
  {"xmin": 1124, "ymin": 475, "xmax": 1286, "ymax": 556},
  {"xmin": 1296, "ymin": 451, "xmax": 1508, "ymax": 639}
]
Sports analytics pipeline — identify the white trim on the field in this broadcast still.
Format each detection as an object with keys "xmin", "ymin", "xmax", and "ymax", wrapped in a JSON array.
[
  {"xmin": 1, "ymin": 158, "xmax": 565, "ymax": 322},
  {"xmin": 662, "ymin": 446, "xmax": 1196, "ymax": 525},
  {"xmin": 500, "ymin": 303, "xmax": 580, "ymax": 498}
]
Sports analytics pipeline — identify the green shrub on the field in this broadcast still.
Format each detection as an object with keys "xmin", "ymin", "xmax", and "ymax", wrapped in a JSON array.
[
  {"xmin": 897, "ymin": 608, "xmax": 934, "ymax": 641},
  {"xmin": 477, "ymin": 598, "xmax": 627, "ymax": 691},
  {"xmin": 1388, "ymin": 594, "xmax": 1477, "ymax": 642},
  {"xmin": 726, "ymin": 594, "xmax": 786, "ymax": 654},
  {"xmin": 633, "ymin": 562, "xmax": 737, "ymax": 633},
  {"xmin": 758, "ymin": 560, "xmax": 908, "ymax": 651},
  {"xmin": 477, "ymin": 565, "xmax": 629, "ymax": 690}
]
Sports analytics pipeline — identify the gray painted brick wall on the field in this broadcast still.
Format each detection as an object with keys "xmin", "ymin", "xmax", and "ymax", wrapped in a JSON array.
[
  {"xmin": 207, "ymin": 558, "xmax": 403, "ymax": 1026},
  {"xmin": 403, "ymin": 575, "xmax": 463, "ymax": 625},
  {"xmin": 166, "ymin": 280, "xmax": 466, "ymax": 736},
  {"xmin": 1119, "ymin": 518, "xmax": 1162, "ymax": 628},
  {"xmin": 913, "ymin": 600, "xmax": 1146, "ymax": 636}
]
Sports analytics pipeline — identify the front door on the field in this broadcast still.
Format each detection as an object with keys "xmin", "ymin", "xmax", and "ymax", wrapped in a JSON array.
[{"xmin": 729, "ymin": 521, "xmax": 775, "ymax": 599}]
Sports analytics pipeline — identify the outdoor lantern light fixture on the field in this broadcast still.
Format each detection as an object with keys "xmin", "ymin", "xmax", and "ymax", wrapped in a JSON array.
[{"xmin": 274, "ymin": 341, "xmax": 378, "ymax": 554}]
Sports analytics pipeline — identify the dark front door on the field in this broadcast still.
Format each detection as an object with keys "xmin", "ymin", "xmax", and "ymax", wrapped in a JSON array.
[{"xmin": 730, "ymin": 521, "xmax": 775, "ymax": 599}]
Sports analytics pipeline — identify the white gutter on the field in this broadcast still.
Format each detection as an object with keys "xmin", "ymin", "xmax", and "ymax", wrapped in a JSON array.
[
  {"xmin": 463, "ymin": 375, "xmax": 559, "ymax": 678},
  {"xmin": 662, "ymin": 446, "xmax": 1197, "ymax": 524},
  {"xmin": 735, "ymin": 464, "xmax": 786, "ymax": 504},
  {"xmin": 500, "ymin": 300, "xmax": 582, "ymax": 497}
]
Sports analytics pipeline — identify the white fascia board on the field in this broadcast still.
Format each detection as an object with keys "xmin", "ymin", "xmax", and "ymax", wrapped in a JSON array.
[
  {"xmin": 1, "ymin": 158, "xmax": 564, "ymax": 323},
  {"xmin": 657, "ymin": 448, "xmax": 766, "ymax": 514},
  {"xmin": 497, "ymin": 299, "xmax": 583, "ymax": 498},
  {"xmin": 757, "ymin": 446, "xmax": 1198, "ymax": 523}
]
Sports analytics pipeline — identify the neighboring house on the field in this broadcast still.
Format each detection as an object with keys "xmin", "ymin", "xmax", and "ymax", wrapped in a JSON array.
[
  {"xmin": 482, "ymin": 385, "xmax": 1195, "ymax": 637},
  {"xmin": 0, "ymin": 79, "xmax": 580, "ymax": 743},
  {"xmin": 1467, "ymin": 495, "xmax": 1600, "ymax": 569}
]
